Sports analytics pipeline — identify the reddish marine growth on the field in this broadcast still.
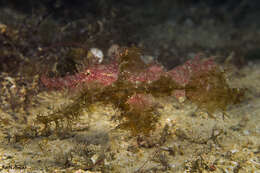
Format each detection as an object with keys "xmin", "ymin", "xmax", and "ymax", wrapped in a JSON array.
[
  {"xmin": 41, "ymin": 61, "xmax": 119, "ymax": 89},
  {"xmin": 41, "ymin": 47, "xmax": 215, "ymax": 99}
]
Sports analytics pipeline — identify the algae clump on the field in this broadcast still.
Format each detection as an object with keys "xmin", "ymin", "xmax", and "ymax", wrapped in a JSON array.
[
  {"xmin": 186, "ymin": 66, "xmax": 245, "ymax": 114},
  {"xmin": 36, "ymin": 47, "xmax": 245, "ymax": 136}
]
